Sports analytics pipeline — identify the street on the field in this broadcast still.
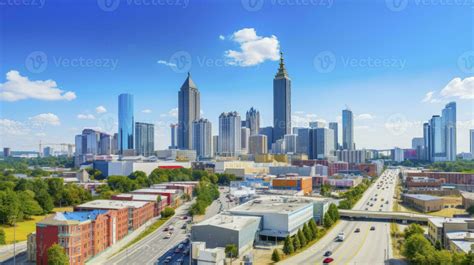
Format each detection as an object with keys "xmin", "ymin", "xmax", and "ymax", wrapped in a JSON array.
[{"xmin": 281, "ymin": 168, "xmax": 401, "ymax": 265}]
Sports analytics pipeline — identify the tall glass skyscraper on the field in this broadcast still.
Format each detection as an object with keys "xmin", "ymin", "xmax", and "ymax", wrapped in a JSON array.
[
  {"xmin": 192, "ymin": 118, "xmax": 212, "ymax": 159},
  {"xmin": 442, "ymin": 102, "xmax": 456, "ymax": 161},
  {"xmin": 218, "ymin": 112, "xmax": 241, "ymax": 157},
  {"xmin": 246, "ymin": 107, "xmax": 260, "ymax": 136},
  {"xmin": 118, "ymin": 93, "xmax": 134, "ymax": 155},
  {"xmin": 425, "ymin": 102, "xmax": 457, "ymax": 162},
  {"xmin": 273, "ymin": 52, "xmax": 291, "ymax": 143},
  {"xmin": 135, "ymin": 122, "xmax": 154, "ymax": 156},
  {"xmin": 329, "ymin": 122, "xmax": 339, "ymax": 150},
  {"xmin": 178, "ymin": 73, "xmax": 200, "ymax": 150},
  {"xmin": 342, "ymin": 108, "xmax": 354, "ymax": 150}
]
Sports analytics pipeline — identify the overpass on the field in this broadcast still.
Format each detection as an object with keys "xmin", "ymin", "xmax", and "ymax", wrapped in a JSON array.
[{"xmin": 339, "ymin": 209, "xmax": 432, "ymax": 223}]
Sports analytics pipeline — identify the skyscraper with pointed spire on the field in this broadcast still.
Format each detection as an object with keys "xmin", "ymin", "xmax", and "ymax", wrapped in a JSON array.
[
  {"xmin": 178, "ymin": 72, "xmax": 200, "ymax": 150},
  {"xmin": 273, "ymin": 51, "xmax": 291, "ymax": 143}
]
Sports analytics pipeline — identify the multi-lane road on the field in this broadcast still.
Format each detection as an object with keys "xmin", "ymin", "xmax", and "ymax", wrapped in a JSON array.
[{"xmin": 281, "ymin": 168, "xmax": 401, "ymax": 265}]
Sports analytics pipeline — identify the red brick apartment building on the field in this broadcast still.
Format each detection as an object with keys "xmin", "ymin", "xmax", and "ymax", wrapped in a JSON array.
[
  {"xmin": 111, "ymin": 193, "xmax": 168, "ymax": 216},
  {"xmin": 407, "ymin": 172, "xmax": 474, "ymax": 186},
  {"xmin": 153, "ymin": 183, "xmax": 194, "ymax": 197},
  {"xmin": 36, "ymin": 210, "xmax": 115, "ymax": 265},
  {"xmin": 132, "ymin": 188, "xmax": 183, "ymax": 207}
]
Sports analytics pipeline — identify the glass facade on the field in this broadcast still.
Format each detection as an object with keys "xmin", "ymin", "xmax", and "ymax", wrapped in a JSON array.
[{"xmin": 118, "ymin": 93, "xmax": 134, "ymax": 154}]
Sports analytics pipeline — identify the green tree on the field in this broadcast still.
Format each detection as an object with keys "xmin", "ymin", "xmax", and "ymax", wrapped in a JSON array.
[
  {"xmin": 297, "ymin": 229, "xmax": 307, "ymax": 247},
  {"xmin": 309, "ymin": 219, "xmax": 318, "ymax": 239},
  {"xmin": 323, "ymin": 213, "xmax": 333, "ymax": 229},
  {"xmin": 435, "ymin": 240, "xmax": 442, "ymax": 250},
  {"xmin": 0, "ymin": 228, "xmax": 5, "ymax": 245},
  {"xmin": 467, "ymin": 205, "xmax": 474, "ymax": 216},
  {"xmin": 403, "ymin": 224, "xmax": 424, "ymax": 240},
  {"xmin": 47, "ymin": 243, "xmax": 69, "ymax": 265},
  {"xmin": 320, "ymin": 184, "xmax": 331, "ymax": 196},
  {"xmin": 35, "ymin": 189, "xmax": 54, "ymax": 213},
  {"xmin": 161, "ymin": 207, "xmax": 175, "ymax": 218},
  {"xmin": 46, "ymin": 178, "xmax": 64, "ymax": 205},
  {"xmin": 271, "ymin": 249, "xmax": 281, "ymax": 262},
  {"xmin": 402, "ymin": 234, "xmax": 435, "ymax": 262},
  {"xmin": 225, "ymin": 244, "xmax": 238, "ymax": 262},
  {"xmin": 434, "ymin": 250, "xmax": 453, "ymax": 265},
  {"xmin": 283, "ymin": 236, "xmax": 294, "ymax": 255},
  {"xmin": 303, "ymin": 223, "xmax": 313, "ymax": 241},
  {"xmin": 328, "ymin": 203, "xmax": 339, "ymax": 221},
  {"xmin": 292, "ymin": 235, "xmax": 301, "ymax": 251},
  {"xmin": 0, "ymin": 189, "xmax": 22, "ymax": 224},
  {"xmin": 18, "ymin": 190, "xmax": 43, "ymax": 217}
]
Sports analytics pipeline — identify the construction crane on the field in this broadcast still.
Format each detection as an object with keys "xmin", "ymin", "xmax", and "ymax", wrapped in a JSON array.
[{"xmin": 39, "ymin": 141, "xmax": 75, "ymax": 157}]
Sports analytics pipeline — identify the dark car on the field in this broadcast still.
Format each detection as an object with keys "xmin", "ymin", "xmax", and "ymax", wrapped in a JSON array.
[
  {"xmin": 370, "ymin": 226, "xmax": 376, "ymax": 231},
  {"xmin": 355, "ymin": 228, "xmax": 360, "ymax": 233},
  {"xmin": 324, "ymin": 251, "xmax": 333, "ymax": 257}
]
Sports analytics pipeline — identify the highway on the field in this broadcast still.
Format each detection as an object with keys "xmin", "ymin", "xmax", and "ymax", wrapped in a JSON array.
[{"xmin": 281, "ymin": 168, "xmax": 401, "ymax": 265}]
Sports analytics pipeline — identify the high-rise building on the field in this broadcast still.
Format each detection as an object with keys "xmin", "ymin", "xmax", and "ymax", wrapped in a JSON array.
[
  {"xmin": 443, "ymin": 102, "xmax": 457, "ymax": 161},
  {"xmin": 293, "ymin": 127, "xmax": 310, "ymax": 155},
  {"xmin": 83, "ymin": 129, "xmax": 100, "ymax": 155},
  {"xmin": 118, "ymin": 93, "xmax": 134, "ymax": 155},
  {"xmin": 309, "ymin": 121, "xmax": 325, "ymax": 129},
  {"xmin": 249, "ymin": 134, "xmax": 268, "ymax": 155},
  {"xmin": 272, "ymin": 139, "xmax": 286, "ymax": 154},
  {"xmin": 423, "ymin": 123, "xmax": 431, "ymax": 161},
  {"xmin": 273, "ymin": 52, "xmax": 291, "ymax": 143},
  {"xmin": 213, "ymin": 135, "xmax": 219, "ymax": 157},
  {"xmin": 392, "ymin": 147, "xmax": 405, "ymax": 162},
  {"xmin": 241, "ymin": 127, "xmax": 250, "ymax": 154},
  {"xmin": 429, "ymin": 115, "xmax": 445, "ymax": 162},
  {"xmin": 329, "ymin": 122, "xmax": 338, "ymax": 150},
  {"xmin": 309, "ymin": 128, "xmax": 335, "ymax": 159},
  {"xmin": 412, "ymin": 137, "xmax": 424, "ymax": 149},
  {"xmin": 246, "ymin": 107, "xmax": 260, "ymax": 136},
  {"xmin": 43, "ymin": 147, "xmax": 53, "ymax": 157},
  {"xmin": 3, "ymin": 147, "xmax": 11, "ymax": 157},
  {"xmin": 178, "ymin": 73, "xmax": 200, "ymax": 150},
  {"xmin": 218, "ymin": 112, "xmax": 241, "ymax": 157},
  {"xmin": 470, "ymin": 129, "xmax": 474, "ymax": 157},
  {"xmin": 342, "ymin": 108, "xmax": 354, "ymax": 150},
  {"xmin": 99, "ymin": 133, "xmax": 111, "ymax": 155},
  {"xmin": 284, "ymin": 134, "xmax": 297, "ymax": 154},
  {"xmin": 135, "ymin": 122, "xmax": 154, "ymax": 156},
  {"xmin": 259, "ymin": 126, "xmax": 274, "ymax": 152},
  {"xmin": 193, "ymin": 119, "xmax": 212, "ymax": 159},
  {"xmin": 170, "ymin": 123, "xmax": 178, "ymax": 149}
]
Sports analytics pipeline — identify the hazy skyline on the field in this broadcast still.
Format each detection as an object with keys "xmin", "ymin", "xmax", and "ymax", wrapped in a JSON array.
[{"xmin": 0, "ymin": 0, "xmax": 473, "ymax": 152}]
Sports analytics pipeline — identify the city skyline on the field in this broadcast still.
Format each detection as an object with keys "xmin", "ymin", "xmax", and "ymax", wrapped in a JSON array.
[{"xmin": 0, "ymin": 1, "xmax": 473, "ymax": 152}]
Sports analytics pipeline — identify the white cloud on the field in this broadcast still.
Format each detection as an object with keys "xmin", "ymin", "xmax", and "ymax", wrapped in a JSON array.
[
  {"xmin": 356, "ymin": 113, "xmax": 375, "ymax": 120},
  {"xmin": 77, "ymin": 114, "xmax": 96, "ymax": 120},
  {"xmin": 0, "ymin": 119, "xmax": 29, "ymax": 135},
  {"xmin": 0, "ymin": 70, "xmax": 76, "ymax": 102},
  {"xmin": 157, "ymin": 60, "xmax": 177, "ymax": 67},
  {"xmin": 292, "ymin": 111, "xmax": 325, "ymax": 127},
  {"xmin": 29, "ymin": 113, "xmax": 60, "ymax": 126},
  {"xmin": 440, "ymin": 77, "xmax": 474, "ymax": 100},
  {"xmin": 219, "ymin": 35, "xmax": 225, "ymax": 40},
  {"xmin": 225, "ymin": 28, "xmax": 280, "ymax": 67},
  {"xmin": 422, "ymin": 91, "xmax": 435, "ymax": 103},
  {"xmin": 142, "ymin": 109, "xmax": 152, "ymax": 114},
  {"xmin": 96, "ymin": 105, "xmax": 107, "ymax": 114},
  {"xmin": 160, "ymin": 107, "xmax": 178, "ymax": 118}
]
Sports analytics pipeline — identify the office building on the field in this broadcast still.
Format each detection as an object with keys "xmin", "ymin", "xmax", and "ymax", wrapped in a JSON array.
[
  {"xmin": 284, "ymin": 134, "xmax": 297, "ymax": 154},
  {"xmin": 259, "ymin": 126, "xmax": 274, "ymax": 152},
  {"xmin": 213, "ymin": 135, "xmax": 219, "ymax": 157},
  {"xmin": 3, "ymin": 147, "xmax": 11, "ymax": 157},
  {"xmin": 412, "ymin": 137, "xmax": 424, "ymax": 149},
  {"xmin": 193, "ymin": 118, "xmax": 212, "ymax": 159},
  {"xmin": 471, "ymin": 129, "xmax": 474, "ymax": 158},
  {"xmin": 392, "ymin": 147, "xmax": 405, "ymax": 162},
  {"xmin": 170, "ymin": 123, "xmax": 178, "ymax": 149},
  {"xmin": 293, "ymin": 127, "xmax": 310, "ymax": 155},
  {"xmin": 99, "ymin": 133, "xmax": 111, "ymax": 155},
  {"xmin": 135, "ymin": 122, "xmax": 154, "ymax": 157},
  {"xmin": 309, "ymin": 121, "xmax": 325, "ymax": 129},
  {"xmin": 401, "ymin": 194, "xmax": 443, "ymax": 212},
  {"xmin": 241, "ymin": 127, "xmax": 250, "ymax": 154},
  {"xmin": 218, "ymin": 112, "xmax": 241, "ymax": 157},
  {"xmin": 310, "ymin": 128, "xmax": 334, "ymax": 159},
  {"xmin": 43, "ymin": 147, "xmax": 53, "ymax": 157},
  {"xmin": 342, "ymin": 108, "xmax": 354, "ymax": 150},
  {"xmin": 424, "ymin": 102, "xmax": 457, "ymax": 162},
  {"xmin": 329, "ymin": 122, "xmax": 338, "ymax": 150},
  {"xmin": 443, "ymin": 102, "xmax": 457, "ymax": 161},
  {"xmin": 245, "ymin": 107, "xmax": 260, "ymax": 136},
  {"xmin": 178, "ymin": 73, "xmax": 200, "ymax": 150},
  {"xmin": 273, "ymin": 52, "xmax": 291, "ymax": 143},
  {"xmin": 272, "ymin": 139, "xmax": 285, "ymax": 154},
  {"xmin": 248, "ymin": 134, "xmax": 268, "ymax": 155},
  {"xmin": 335, "ymin": 149, "xmax": 367, "ymax": 164},
  {"xmin": 111, "ymin": 133, "xmax": 118, "ymax": 155},
  {"xmin": 118, "ymin": 93, "xmax": 134, "ymax": 155}
]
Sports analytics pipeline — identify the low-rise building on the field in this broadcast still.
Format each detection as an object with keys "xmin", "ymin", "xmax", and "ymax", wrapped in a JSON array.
[
  {"xmin": 428, "ymin": 217, "xmax": 474, "ymax": 249},
  {"xmin": 191, "ymin": 214, "xmax": 261, "ymax": 256},
  {"xmin": 111, "ymin": 193, "xmax": 167, "ymax": 216},
  {"xmin": 27, "ymin": 233, "xmax": 36, "ymax": 262},
  {"xmin": 461, "ymin": 191, "xmax": 474, "ymax": 209},
  {"xmin": 401, "ymin": 194, "xmax": 444, "ymax": 213},
  {"xmin": 131, "ymin": 188, "xmax": 183, "ymax": 207},
  {"xmin": 272, "ymin": 175, "xmax": 313, "ymax": 195},
  {"xmin": 191, "ymin": 242, "xmax": 225, "ymax": 265},
  {"xmin": 447, "ymin": 232, "xmax": 474, "ymax": 254},
  {"xmin": 406, "ymin": 176, "xmax": 444, "ymax": 191},
  {"xmin": 326, "ymin": 175, "xmax": 363, "ymax": 188},
  {"xmin": 269, "ymin": 166, "xmax": 315, "ymax": 177}
]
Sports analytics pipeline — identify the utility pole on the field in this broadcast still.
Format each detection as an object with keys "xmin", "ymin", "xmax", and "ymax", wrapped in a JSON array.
[{"xmin": 13, "ymin": 216, "xmax": 16, "ymax": 265}]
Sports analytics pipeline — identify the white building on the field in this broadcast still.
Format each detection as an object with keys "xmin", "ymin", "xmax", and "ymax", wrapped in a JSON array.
[
  {"xmin": 218, "ymin": 112, "xmax": 241, "ymax": 157},
  {"xmin": 193, "ymin": 119, "xmax": 213, "ymax": 159},
  {"xmin": 284, "ymin": 134, "xmax": 298, "ymax": 154}
]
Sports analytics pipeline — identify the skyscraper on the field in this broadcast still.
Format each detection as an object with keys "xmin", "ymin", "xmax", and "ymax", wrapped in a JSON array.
[
  {"xmin": 99, "ymin": 133, "xmax": 111, "ymax": 155},
  {"xmin": 170, "ymin": 123, "xmax": 178, "ymax": 149},
  {"xmin": 135, "ymin": 122, "xmax": 154, "ymax": 156},
  {"xmin": 342, "ymin": 108, "xmax": 354, "ymax": 150},
  {"xmin": 443, "ymin": 102, "xmax": 457, "ymax": 161},
  {"xmin": 430, "ymin": 115, "xmax": 445, "ymax": 161},
  {"xmin": 246, "ymin": 107, "xmax": 260, "ymax": 136},
  {"xmin": 192, "ymin": 118, "xmax": 212, "ymax": 159},
  {"xmin": 309, "ymin": 128, "xmax": 335, "ymax": 159},
  {"xmin": 218, "ymin": 112, "xmax": 241, "ymax": 157},
  {"xmin": 329, "ymin": 122, "xmax": 338, "ymax": 150},
  {"xmin": 423, "ymin": 123, "xmax": 431, "ymax": 161},
  {"xmin": 293, "ymin": 127, "xmax": 310, "ymax": 155},
  {"xmin": 259, "ymin": 126, "xmax": 274, "ymax": 152},
  {"xmin": 309, "ymin": 121, "xmax": 325, "ymax": 129},
  {"xmin": 273, "ymin": 52, "xmax": 291, "ymax": 143},
  {"xmin": 178, "ymin": 73, "xmax": 200, "ymax": 150},
  {"xmin": 241, "ymin": 127, "xmax": 250, "ymax": 154},
  {"xmin": 118, "ymin": 93, "xmax": 134, "ymax": 155},
  {"xmin": 470, "ymin": 129, "xmax": 474, "ymax": 157},
  {"xmin": 284, "ymin": 134, "xmax": 297, "ymax": 154},
  {"xmin": 249, "ymin": 135, "xmax": 268, "ymax": 155}
]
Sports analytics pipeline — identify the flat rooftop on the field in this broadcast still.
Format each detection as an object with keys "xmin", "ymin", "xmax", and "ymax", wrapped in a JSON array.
[
  {"xmin": 229, "ymin": 196, "xmax": 312, "ymax": 214},
  {"xmin": 39, "ymin": 210, "xmax": 108, "ymax": 225},
  {"xmin": 461, "ymin": 191, "xmax": 474, "ymax": 200},
  {"xmin": 403, "ymin": 194, "xmax": 442, "ymax": 201},
  {"xmin": 132, "ymin": 188, "xmax": 180, "ymax": 194},
  {"xmin": 114, "ymin": 193, "xmax": 167, "ymax": 202},
  {"xmin": 193, "ymin": 213, "xmax": 261, "ymax": 231},
  {"xmin": 77, "ymin": 199, "xmax": 149, "ymax": 210},
  {"xmin": 429, "ymin": 217, "xmax": 474, "ymax": 227}
]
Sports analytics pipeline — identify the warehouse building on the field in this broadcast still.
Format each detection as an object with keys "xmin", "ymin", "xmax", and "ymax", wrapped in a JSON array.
[
  {"xmin": 191, "ymin": 214, "xmax": 261, "ymax": 256},
  {"xmin": 272, "ymin": 175, "xmax": 313, "ymax": 195},
  {"xmin": 402, "ymin": 194, "xmax": 444, "ymax": 212}
]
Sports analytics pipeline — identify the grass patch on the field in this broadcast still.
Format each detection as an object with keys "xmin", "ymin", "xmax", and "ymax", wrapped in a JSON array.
[
  {"xmin": 390, "ymin": 222, "xmax": 404, "ymax": 258},
  {"xmin": 115, "ymin": 217, "xmax": 170, "ymax": 254},
  {"xmin": 0, "ymin": 207, "xmax": 73, "ymax": 244}
]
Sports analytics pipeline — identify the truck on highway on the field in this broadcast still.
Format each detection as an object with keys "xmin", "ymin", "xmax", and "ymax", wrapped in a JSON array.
[{"xmin": 336, "ymin": 232, "xmax": 345, "ymax": 242}]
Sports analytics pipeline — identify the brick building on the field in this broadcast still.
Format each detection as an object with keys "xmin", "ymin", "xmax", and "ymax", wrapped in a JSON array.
[
  {"xmin": 407, "ymin": 172, "xmax": 474, "ymax": 186},
  {"xmin": 111, "ymin": 193, "xmax": 168, "ymax": 216}
]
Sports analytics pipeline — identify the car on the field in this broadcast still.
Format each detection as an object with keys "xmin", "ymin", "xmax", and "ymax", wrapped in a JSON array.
[
  {"xmin": 164, "ymin": 256, "xmax": 172, "ymax": 264},
  {"xmin": 182, "ymin": 216, "xmax": 188, "ymax": 220},
  {"xmin": 365, "ymin": 208, "xmax": 369, "ymax": 210},
  {"xmin": 324, "ymin": 251, "xmax": 333, "ymax": 257},
  {"xmin": 176, "ymin": 258, "xmax": 184, "ymax": 265},
  {"xmin": 184, "ymin": 238, "xmax": 190, "ymax": 244},
  {"xmin": 164, "ymin": 232, "xmax": 172, "ymax": 239},
  {"xmin": 323, "ymin": 257, "xmax": 334, "ymax": 264},
  {"xmin": 183, "ymin": 247, "xmax": 190, "ymax": 255},
  {"xmin": 355, "ymin": 228, "xmax": 360, "ymax": 233},
  {"xmin": 181, "ymin": 224, "xmax": 187, "ymax": 229},
  {"xmin": 370, "ymin": 226, "xmax": 376, "ymax": 231}
]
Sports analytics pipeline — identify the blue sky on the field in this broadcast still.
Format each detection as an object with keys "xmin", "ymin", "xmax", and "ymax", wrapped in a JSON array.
[{"xmin": 0, "ymin": 0, "xmax": 473, "ymax": 152}]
